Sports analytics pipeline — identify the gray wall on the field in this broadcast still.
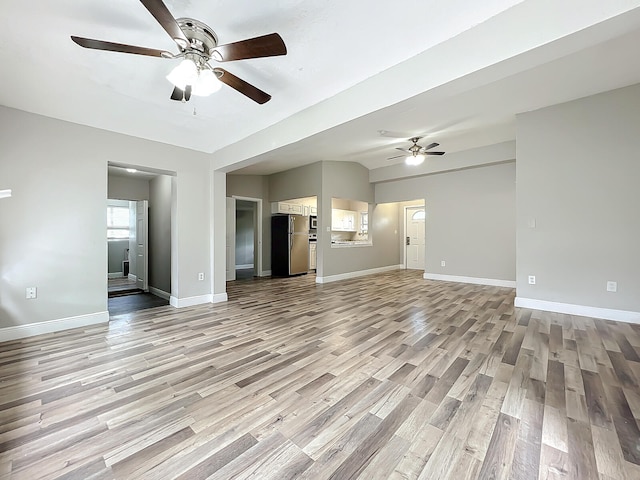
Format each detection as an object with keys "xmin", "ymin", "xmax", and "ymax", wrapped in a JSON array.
[
  {"xmin": 517, "ymin": 84, "xmax": 640, "ymax": 311},
  {"xmin": 108, "ymin": 240, "xmax": 129, "ymax": 274},
  {"xmin": 108, "ymin": 175, "xmax": 149, "ymax": 200},
  {"xmin": 269, "ymin": 162, "xmax": 322, "ymax": 202},
  {"xmin": 0, "ymin": 106, "xmax": 212, "ymax": 332},
  {"xmin": 424, "ymin": 163, "xmax": 515, "ymax": 281},
  {"xmin": 321, "ymin": 161, "xmax": 399, "ymax": 277},
  {"xmin": 149, "ymin": 175, "xmax": 172, "ymax": 294},
  {"xmin": 375, "ymin": 162, "xmax": 516, "ymax": 282}
]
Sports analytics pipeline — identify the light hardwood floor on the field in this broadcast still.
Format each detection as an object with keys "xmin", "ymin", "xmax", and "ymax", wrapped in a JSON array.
[{"xmin": 1, "ymin": 270, "xmax": 640, "ymax": 479}]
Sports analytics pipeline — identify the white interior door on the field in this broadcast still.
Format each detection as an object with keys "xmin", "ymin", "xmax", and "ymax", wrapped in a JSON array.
[
  {"xmin": 226, "ymin": 197, "xmax": 236, "ymax": 281},
  {"xmin": 406, "ymin": 207, "xmax": 426, "ymax": 270},
  {"xmin": 136, "ymin": 200, "xmax": 149, "ymax": 291}
]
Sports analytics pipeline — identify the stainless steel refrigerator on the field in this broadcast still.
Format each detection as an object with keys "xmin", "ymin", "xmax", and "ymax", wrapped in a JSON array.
[{"xmin": 271, "ymin": 214, "xmax": 309, "ymax": 276}]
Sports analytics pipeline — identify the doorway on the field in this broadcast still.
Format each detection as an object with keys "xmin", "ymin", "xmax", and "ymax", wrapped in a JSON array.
[
  {"xmin": 228, "ymin": 196, "xmax": 263, "ymax": 281},
  {"xmin": 107, "ymin": 165, "xmax": 174, "ymax": 315},
  {"xmin": 405, "ymin": 205, "xmax": 426, "ymax": 270}
]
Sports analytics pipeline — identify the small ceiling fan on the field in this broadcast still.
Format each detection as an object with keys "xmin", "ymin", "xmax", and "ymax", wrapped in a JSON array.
[
  {"xmin": 71, "ymin": 0, "xmax": 287, "ymax": 104},
  {"xmin": 388, "ymin": 137, "xmax": 445, "ymax": 165}
]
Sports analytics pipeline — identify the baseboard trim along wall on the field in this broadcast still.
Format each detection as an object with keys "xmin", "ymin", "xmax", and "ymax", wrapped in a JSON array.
[
  {"xmin": 108, "ymin": 272, "xmax": 123, "ymax": 279},
  {"xmin": 170, "ymin": 294, "xmax": 212, "ymax": 308},
  {"xmin": 515, "ymin": 297, "xmax": 640, "ymax": 324},
  {"xmin": 212, "ymin": 293, "xmax": 228, "ymax": 303},
  {"xmin": 260, "ymin": 270, "xmax": 272, "ymax": 277},
  {"xmin": 236, "ymin": 264, "xmax": 253, "ymax": 269},
  {"xmin": 128, "ymin": 273, "xmax": 137, "ymax": 282},
  {"xmin": 169, "ymin": 293, "xmax": 228, "ymax": 308},
  {"xmin": 0, "ymin": 311, "xmax": 109, "ymax": 342},
  {"xmin": 423, "ymin": 273, "xmax": 516, "ymax": 288},
  {"xmin": 149, "ymin": 287, "xmax": 171, "ymax": 301},
  {"xmin": 316, "ymin": 264, "xmax": 403, "ymax": 284}
]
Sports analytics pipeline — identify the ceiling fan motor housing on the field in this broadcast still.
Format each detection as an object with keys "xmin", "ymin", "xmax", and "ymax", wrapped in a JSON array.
[{"xmin": 177, "ymin": 18, "xmax": 219, "ymax": 63}]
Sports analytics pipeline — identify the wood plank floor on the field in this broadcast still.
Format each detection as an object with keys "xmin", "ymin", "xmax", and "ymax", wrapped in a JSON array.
[{"xmin": 1, "ymin": 270, "xmax": 640, "ymax": 479}]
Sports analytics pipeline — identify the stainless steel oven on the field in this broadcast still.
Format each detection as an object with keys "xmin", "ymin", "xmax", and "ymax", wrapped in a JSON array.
[{"xmin": 310, "ymin": 215, "xmax": 318, "ymax": 229}]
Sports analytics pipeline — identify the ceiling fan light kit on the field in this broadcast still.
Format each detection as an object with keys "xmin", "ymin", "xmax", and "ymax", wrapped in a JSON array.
[
  {"xmin": 71, "ymin": 0, "xmax": 286, "ymax": 104},
  {"xmin": 405, "ymin": 154, "xmax": 425, "ymax": 166}
]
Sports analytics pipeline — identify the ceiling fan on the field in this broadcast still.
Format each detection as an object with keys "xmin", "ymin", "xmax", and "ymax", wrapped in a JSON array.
[
  {"xmin": 71, "ymin": 0, "xmax": 287, "ymax": 104},
  {"xmin": 388, "ymin": 137, "xmax": 445, "ymax": 166}
]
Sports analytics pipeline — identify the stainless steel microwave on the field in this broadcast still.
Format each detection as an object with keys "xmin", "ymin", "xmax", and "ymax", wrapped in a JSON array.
[{"xmin": 310, "ymin": 216, "xmax": 318, "ymax": 229}]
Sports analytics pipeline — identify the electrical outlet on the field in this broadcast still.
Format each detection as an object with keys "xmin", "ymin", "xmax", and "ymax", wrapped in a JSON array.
[
  {"xmin": 198, "ymin": 272, "xmax": 204, "ymax": 281},
  {"xmin": 26, "ymin": 287, "xmax": 37, "ymax": 299},
  {"xmin": 528, "ymin": 275, "xmax": 536, "ymax": 285},
  {"xmin": 606, "ymin": 281, "xmax": 617, "ymax": 292},
  {"xmin": 440, "ymin": 261, "xmax": 446, "ymax": 267}
]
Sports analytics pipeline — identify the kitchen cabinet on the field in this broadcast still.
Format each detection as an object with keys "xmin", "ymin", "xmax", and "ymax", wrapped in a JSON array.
[
  {"xmin": 271, "ymin": 202, "xmax": 304, "ymax": 215},
  {"xmin": 309, "ymin": 242, "xmax": 317, "ymax": 270},
  {"xmin": 310, "ymin": 206, "xmax": 318, "ymax": 215},
  {"xmin": 331, "ymin": 208, "xmax": 357, "ymax": 232}
]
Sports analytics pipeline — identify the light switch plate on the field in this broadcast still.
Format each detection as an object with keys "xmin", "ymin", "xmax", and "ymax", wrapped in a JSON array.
[
  {"xmin": 528, "ymin": 275, "xmax": 536, "ymax": 285},
  {"xmin": 26, "ymin": 287, "xmax": 37, "ymax": 299},
  {"xmin": 606, "ymin": 281, "xmax": 617, "ymax": 292},
  {"xmin": 441, "ymin": 261, "xmax": 446, "ymax": 267}
]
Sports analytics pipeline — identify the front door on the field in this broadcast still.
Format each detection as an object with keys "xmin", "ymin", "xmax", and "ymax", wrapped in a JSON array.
[
  {"xmin": 405, "ymin": 207, "xmax": 425, "ymax": 270},
  {"xmin": 135, "ymin": 200, "xmax": 149, "ymax": 291}
]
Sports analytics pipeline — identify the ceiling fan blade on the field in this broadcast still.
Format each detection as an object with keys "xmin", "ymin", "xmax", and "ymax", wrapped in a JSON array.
[
  {"xmin": 139, "ymin": 0, "xmax": 190, "ymax": 49},
  {"xmin": 394, "ymin": 147, "xmax": 411, "ymax": 153},
  {"xmin": 422, "ymin": 142, "xmax": 440, "ymax": 151},
  {"xmin": 215, "ymin": 68, "xmax": 271, "ymax": 104},
  {"xmin": 212, "ymin": 33, "xmax": 287, "ymax": 62},
  {"xmin": 426, "ymin": 151, "xmax": 445, "ymax": 155},
  {"xmin": 184, "ymin": 85, "xmax": 192, "ymax": 102},
  {"xmin": 71, "ymin": 36, "xmax": 172, "ymax": 58},
  {"xmin": 387, "ymin": 154, "xmax": 406, "ymax": 160},
  {"xmin": 170, "ymin": 86, "xmax": 183, "ymax": 101}
]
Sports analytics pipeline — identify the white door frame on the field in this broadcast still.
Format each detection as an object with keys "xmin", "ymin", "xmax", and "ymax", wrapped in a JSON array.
[
  {"xmin": 232, "ymin": 195, "xmax": 263, "ymax": 277},
  {"xmin": 403, "ymin": 205, "xmax": 425, "ymax": 269},
  {"xmin": 135, "ymin": 200, "xmax": 149, "ymax": 291}
]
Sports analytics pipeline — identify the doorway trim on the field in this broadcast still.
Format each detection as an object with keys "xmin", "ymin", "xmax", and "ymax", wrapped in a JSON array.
[
  {"xmin": 232, "ymin": 195, "xmax": 263, "ymax": 277},
  {"xmin": 403, "ymin": 204, "xmax": 425, "ymax": 270}
]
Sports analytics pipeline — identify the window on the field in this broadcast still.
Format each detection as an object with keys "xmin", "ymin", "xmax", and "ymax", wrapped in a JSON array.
[
  {"xmin": 360, "ymin": 212, "xmax": 368, "ymax": 234},
  {"xmin": 412, "ymin": 210, "xmax": 426, "ymax": 220},
  {"xmin": 107, "ymin": 206, "xmax": 130, "ymax": 239}
]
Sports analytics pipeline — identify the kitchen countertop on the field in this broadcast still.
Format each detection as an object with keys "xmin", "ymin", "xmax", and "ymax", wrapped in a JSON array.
[{"xmin": 331, "ymin": 240, "xmax": 372, "ymax": 248}]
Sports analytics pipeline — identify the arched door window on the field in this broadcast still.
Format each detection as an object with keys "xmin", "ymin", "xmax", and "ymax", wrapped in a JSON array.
[{"xmin": 412, "ymin": 210, "xmax": 425, "ymax": 220}]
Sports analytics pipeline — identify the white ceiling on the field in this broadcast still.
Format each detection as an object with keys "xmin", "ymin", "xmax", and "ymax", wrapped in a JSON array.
[{"xmin": 2, "ymin": 1, "xmax": 640, "ymax": 178}]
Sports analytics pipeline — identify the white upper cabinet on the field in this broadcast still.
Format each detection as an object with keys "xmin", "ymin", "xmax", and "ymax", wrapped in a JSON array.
[
  {"xmin": 331, "ymin": 209, "xmax": 357, "ymax": 232},
  {"xmin": 272, "ymin": 202, "xmax": 304, "ymax": 215}
]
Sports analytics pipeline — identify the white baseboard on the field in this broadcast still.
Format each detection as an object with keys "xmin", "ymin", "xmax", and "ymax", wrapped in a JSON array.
[
  {"xmin": 260, "ymin": 270, "xmax": 272, "ymax": 277},
  {"xmin": 149, "ymin": 286, "xmax": 171, "ymax": 301},
  {"xmin": 423, "ymin": 273, "xmax": 516, "ymax": 288},
  {"xmin": 108, "ymin": 272, "xmax": 124, "ymax": 279},
  {"xmin": 169, "ymin": 292, "xmax": 228, "ymax": 307},
  {"xmin": 170, "ymin": 294, "xmax": 212, "ymax": 308},
  {"xmin": 236, "ymin": 264, "xmax": 253, "ymax": 270},
  {"xmin": 0, "ymin": 311, "xmax": 109, "ymax": 342},
  {"xmin": 212, "ymin": 293, "xmax": 228, "ymax": 303},
  {"xmin": 514, "ymin": 297, "xmax": 640, "ymax": 324},
  {"xmin": 316, "ymin": 264, "xmax": 403, "ymax": 284},
  {"xmin": 128, "ymin": 273, "xmax": 137, "ymax": 281}
]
